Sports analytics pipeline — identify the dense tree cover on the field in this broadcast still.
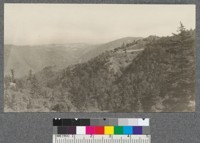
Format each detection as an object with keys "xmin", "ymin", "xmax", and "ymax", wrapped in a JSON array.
[
  {"xmin": 4, "ymin": 24, "xmax": 195, "ymax": 112},
  {"xmin": 111, "ymin": 26, "xmax": 195, "ymax": 112}
]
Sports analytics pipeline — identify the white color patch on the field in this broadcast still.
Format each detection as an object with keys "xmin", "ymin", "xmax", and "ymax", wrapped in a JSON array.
[
  {"xmin": 138, "ymin": 118, "xmax": 150, "ymax": 126},
  {"xmin": 76, "ymin": 126, "xmax": 86, "ymax": 135}
]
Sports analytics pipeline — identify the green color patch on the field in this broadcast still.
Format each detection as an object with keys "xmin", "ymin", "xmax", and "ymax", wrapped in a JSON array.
[{"xmin": 114, "ymin": 126, "xmax": 123, "ymax": 134}]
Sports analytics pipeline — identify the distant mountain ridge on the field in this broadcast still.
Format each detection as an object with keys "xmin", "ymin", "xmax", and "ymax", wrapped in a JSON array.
[
  {"xmin": 4, "ymin": 37, "xmax": 141, "ymax": 78},
  {"xmin": 4, "ymin": 44, "xmax": 93, "ymax": 78}
]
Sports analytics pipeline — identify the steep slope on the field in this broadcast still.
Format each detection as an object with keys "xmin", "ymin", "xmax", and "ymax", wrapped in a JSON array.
[
  {"xmin": 56, "ymin": 31, "xmax": 195, "ymax": 112},
  {"xmin": 80, "ymin": 37, "xmax": 142, "ymax": 62},
  {"xmin": 110, "ymin": 30, "xmax": 195, "ymax": 112},
  {"xmin": 46, "ymin": 36, "xmax": 154, "ymax": 111}
]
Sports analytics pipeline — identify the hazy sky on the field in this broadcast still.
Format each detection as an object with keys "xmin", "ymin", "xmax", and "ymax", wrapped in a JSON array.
[{"xmin": 5, "ymin": 4, "xmax": 195, "ymax": 45}]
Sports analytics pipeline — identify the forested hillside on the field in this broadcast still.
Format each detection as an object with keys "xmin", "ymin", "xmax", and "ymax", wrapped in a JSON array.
[
  {"xmin": 110, "ymin": 26, "xmax": 195, "ymax": 112},
  {"xmin": 4, "ymin": 24, "xmax": 195, "ymax": 112}
]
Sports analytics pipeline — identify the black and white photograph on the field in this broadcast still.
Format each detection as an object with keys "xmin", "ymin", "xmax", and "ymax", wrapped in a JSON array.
[{"xmin": 4, "ymin": 4, "xmax": 196, "ymax": 112}]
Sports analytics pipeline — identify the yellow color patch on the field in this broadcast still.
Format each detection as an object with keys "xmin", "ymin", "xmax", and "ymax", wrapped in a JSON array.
[{"xmin": 104, "ymin": 126, "xmax": 114, "ymax": 134}]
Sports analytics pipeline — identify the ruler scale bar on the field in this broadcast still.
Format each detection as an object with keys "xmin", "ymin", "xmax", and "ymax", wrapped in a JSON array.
[{"xmin": 53, "ymin": 135, "xmax": 151, "ymax": 143}]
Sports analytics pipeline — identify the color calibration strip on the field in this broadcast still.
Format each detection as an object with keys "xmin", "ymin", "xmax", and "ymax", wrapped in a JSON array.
[
  {"xmin": 53, "ymin": 118, "xmax": 150, "ymax": 135},
  {"xmin": 53, "ymin": 118, "xmax": 151, "ymax": 143},
  {"xmin": 53, "ymin": 125, "xmax": 150, "ymax": 135},
  {"xmin": 53, "ymin": 118, "xmax": 149, "ymax": 126}
]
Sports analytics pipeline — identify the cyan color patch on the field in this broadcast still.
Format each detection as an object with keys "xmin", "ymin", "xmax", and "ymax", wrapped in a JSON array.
[{"xmin": 123, "ymin": 126, "xmax": 133, "ymax": 134}]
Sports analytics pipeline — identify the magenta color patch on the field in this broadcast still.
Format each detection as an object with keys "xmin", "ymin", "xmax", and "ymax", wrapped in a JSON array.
[{"xmin": 86, "ymin": 126, "xmax": 95, "ymax": 134}]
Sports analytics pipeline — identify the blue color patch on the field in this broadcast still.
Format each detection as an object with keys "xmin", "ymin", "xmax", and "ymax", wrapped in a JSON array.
[
  {"xmin": 133, "ymin": 126, "xmax": 142, "ymax": 134},
  {"xmin": 123, "ymin": 126, "xmax": 133, "ymax": 134}
]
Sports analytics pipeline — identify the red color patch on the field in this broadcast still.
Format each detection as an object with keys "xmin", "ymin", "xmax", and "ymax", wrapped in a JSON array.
[{"xmin": 95, "ymin": 126, "xmax": 104, "ymax": 134}]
